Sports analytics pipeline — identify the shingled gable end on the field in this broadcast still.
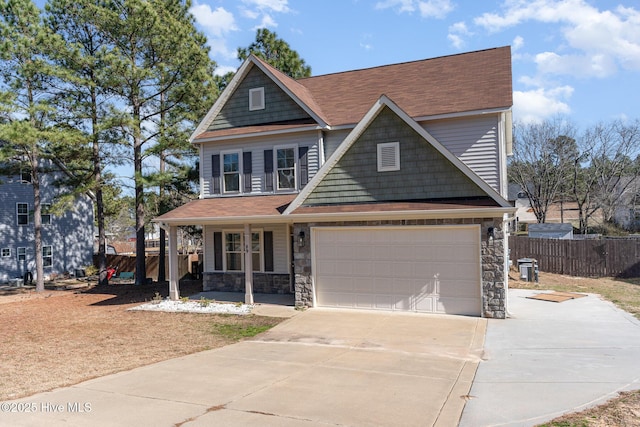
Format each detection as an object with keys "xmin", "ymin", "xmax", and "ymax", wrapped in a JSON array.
[{"xmin": 157, "ymin": 46, "xmax": 515, "ymax": 318}]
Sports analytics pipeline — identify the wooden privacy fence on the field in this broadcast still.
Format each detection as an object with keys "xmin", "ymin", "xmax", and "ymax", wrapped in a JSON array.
[
  {"xmin": 93, "ymin": 254, "xmax": 200, "ymax": 281},
  {"xmin": 509, "ymin": 236, "xmax": 640, "ymax": 278}
]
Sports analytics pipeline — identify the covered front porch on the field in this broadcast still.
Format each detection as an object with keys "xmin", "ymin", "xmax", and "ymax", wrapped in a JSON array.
[{"xmin": 154, "ymin": 195, "xmax": 299, "ymax": 305}]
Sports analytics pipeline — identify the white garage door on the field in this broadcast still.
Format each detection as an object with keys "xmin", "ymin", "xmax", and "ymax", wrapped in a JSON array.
[{"xmin": 313, "ymin": 226, "xmax": 481, "ymax": 315}]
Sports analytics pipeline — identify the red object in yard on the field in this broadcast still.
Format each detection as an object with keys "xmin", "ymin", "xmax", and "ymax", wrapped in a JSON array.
[{"xmin": 106, "ymin": 267, "xmax": 117, "ymax": 280}]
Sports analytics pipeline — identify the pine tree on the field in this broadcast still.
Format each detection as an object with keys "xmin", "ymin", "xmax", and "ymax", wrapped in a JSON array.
[
  {"xmin": 96, "ymin": 0, "xmax": 215, "ymax": 285},
  {"xmin": 0, "ymin": 0, "xmax": 81, "ymax": 291}
]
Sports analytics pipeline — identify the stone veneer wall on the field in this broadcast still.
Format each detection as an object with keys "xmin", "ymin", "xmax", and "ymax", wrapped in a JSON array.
[
  {"xmin": 293, "ymin": 218, "xmax": 506, "ymax": 318},
  {"xmin": 203, "ymin": 272, "xmax": 292, "ymax": 294}
]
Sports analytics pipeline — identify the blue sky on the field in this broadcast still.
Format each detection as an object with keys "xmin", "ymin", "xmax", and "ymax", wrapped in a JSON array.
[{"xmin": 190, "ymin": 0, "xmax": 640, "ymax": 129}]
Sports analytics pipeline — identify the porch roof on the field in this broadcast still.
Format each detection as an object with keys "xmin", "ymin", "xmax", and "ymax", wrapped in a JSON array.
[
  {"xmin": 154, "ymin": 194, "xmax": 296, "ymax": 225},
  {"xmin": 154, "ymin": 195, "xmax": 513, "ymax": 226}
]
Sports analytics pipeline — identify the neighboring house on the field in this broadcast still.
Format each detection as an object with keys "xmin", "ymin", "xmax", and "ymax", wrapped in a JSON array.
[
  {"xmin": 155, "ymin": 47, "xmax": 515, "ymax": 318},
  {"xmin": 0, "ymin": 165, "xmax": 94, "ymax": 283},
  {"xmin": 528, "ymin": 223, "xmax": 574, "ymax": 239},
  {"xmin": 612, "ymin": 177, "xmax": 640, "ymax": 231}
]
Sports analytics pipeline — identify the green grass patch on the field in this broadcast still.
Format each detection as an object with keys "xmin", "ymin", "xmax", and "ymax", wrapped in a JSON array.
[{"xmin": 212, "ymin": 323, "xmax": 273, "ymax": 340}]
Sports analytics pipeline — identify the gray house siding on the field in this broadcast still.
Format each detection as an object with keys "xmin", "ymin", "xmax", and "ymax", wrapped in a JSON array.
[
  {"xmin": 200, "ymin": 131, "xmax": 321, "ymax": 197},
  {"xmin": 422, "ymin": 115, "xmax": 500, "ymax": 192},
  {"xmin": 303, "ymin": 107, "xmax": 487, "ymax": 205},
  {"xmin": 208, "ymin": 66, "xmax": 312, "ymax": 131},
  {"xmin": 0, "ymin": 174, "xmax": 94, "ymax": 282}
]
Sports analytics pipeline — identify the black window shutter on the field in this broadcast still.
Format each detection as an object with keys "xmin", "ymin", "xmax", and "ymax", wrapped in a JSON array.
[
  {"xmin": 214, "ymin": 232, "xmax": 222, "ymax": 270},
  {"xmin": 298, "ymin": 146, "xmax": 309, "ymax": 186},
  {"xmin": 211, "ymin": 154, "xmax": 221, "ymax": 194},
  {"xmin": 264, "ymin": 231, "xmax": 274, "ymax": 272},
  {"xmin": 264, "ymin": 150, "xmax": 273, "ymax": 192},
  {"xmin": 243, "ymin": 152, "xmax": 252, "ymax": 193}
]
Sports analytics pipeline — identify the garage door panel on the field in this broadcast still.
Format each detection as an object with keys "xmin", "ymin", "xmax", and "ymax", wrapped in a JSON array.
[
  {"xmin": 436, "ymin": 297, "xmax": 480, "ymax": 316},
  {"xmin": 314, "ymin": 227, "xmax": 481, "ymax": 316}
]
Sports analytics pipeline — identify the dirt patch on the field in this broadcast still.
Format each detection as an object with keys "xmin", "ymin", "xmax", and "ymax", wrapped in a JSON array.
[{"xmin": 0, "ymin": 280, "xmax": 283, "ymax": 401}]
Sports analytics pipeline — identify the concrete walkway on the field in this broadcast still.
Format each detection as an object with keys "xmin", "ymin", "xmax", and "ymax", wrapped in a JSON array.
[
  {"xmin": 2, "ymin": 308, "xmax": 485, "ymax": 427},
  {"xmin": 460, "ymin": 289, "xmax": 640, "ymax": 427}
]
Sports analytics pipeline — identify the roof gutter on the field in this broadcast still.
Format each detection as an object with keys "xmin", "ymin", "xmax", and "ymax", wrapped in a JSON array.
[{"xmin": 153, "ymin": 206, "xmax": 516, "ymax": 227}]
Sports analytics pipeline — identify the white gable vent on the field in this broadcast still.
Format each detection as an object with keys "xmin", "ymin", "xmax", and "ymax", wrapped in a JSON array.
[
  {"xmin": 249, "ymin": 87, "xmax": 265, "ymax": 111},
  {"xmin": 377, "ymin": 142, "xmax": 400, "ymax": 172}
]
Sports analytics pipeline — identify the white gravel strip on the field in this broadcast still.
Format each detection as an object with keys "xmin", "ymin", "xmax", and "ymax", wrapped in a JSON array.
[{"xmin": 129, "ymin": 299, "xmax": 253, "ymax": 315}]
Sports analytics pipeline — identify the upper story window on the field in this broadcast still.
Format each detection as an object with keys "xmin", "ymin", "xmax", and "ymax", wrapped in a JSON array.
[
  {"xmin": 20, "ymin": 169, "xmax": 31, "ymax": 183},
  {"xmin": 222, "ymin": 152, "xmax": 241, "ymax": 193},
  {"xmin": 41, "ymin": 204, "xmax": 52, "ymax": 225},
  {"xmin": 276, "ymin": 147, "xmax": 296, "ymax": 190},
  {"xmin": 1, "ymin": 248, "xmax": 10, "ymax": 258},
  {"xmin": 249, "ymin": 87, "xmax": 265, "ymax": 111},
  {"xmin": 17, "ymin": 203, "xmax": 29, "ymax": 225},
  {"xmin": 377, "ymin": 142, "xmax": 400, "ymax": 172}
]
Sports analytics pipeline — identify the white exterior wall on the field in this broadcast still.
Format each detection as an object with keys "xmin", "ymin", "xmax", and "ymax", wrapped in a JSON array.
[
  {"xmin": 421, "ymin": 115, "xmax": 501, "ymax": 192},
  {"xmin": 199, "ymin": 131, "xmax": 321, "ymax": 198},
  {"xmin": 203, "ymin": 223, "xmax": 290, "ymax": 274}
]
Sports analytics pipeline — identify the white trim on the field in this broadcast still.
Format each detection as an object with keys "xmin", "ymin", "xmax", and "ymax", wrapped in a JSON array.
[
  {"xmin": 154, "ymin": 206, "xmax": 516, "ymax": 227},
  {"xmin": 16, "ymin": 202, "xmax": 29, "ymax": 225},
  {"xmin": 17, "ymin": 247, "xmax": 27, "ymax": 261},
  {"xmin": 284, "ymin": 95, "xmax": 512, "ymax": 215},
  {"xmin": 221, "ymin": 229, "xmax": 264, "ymax": 272},
  {"xmin": 274, "ymin": 144, "xmax": 298, "ymax": 192},
  {"xmin": 220, "ymin": 150, "xmax": 243, "ymax": 194},
  {"xmin": 189, "ymin": 56, "xmax": 328, "ymax": 143},
  {"xmin": 310, "ymin": 224, "xmax": 482, "ymax": 315},
  {"xmin": 377, "ymin": 142, "xmax": 400, "ymax": 172},
  {"xmin": 1, "ymin": 248, "xmax": 10, "ymax": 258},
  {"xmin": 249, "ymin": 87, "xmax": 265, "ymax": 111},
  {"xmin": 42, "ymin": 245, "xmax": 53, "ymax": 268},
  {"xmin": 189, "ymin": 59, "xmax": 253, "ymax": 142},
  {"xmin": 192, "ymin": 124, "xmax": 323, "ymax": 144}
]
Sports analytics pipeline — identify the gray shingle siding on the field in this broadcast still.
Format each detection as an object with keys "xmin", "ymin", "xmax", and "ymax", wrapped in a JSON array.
[
  {"xmin": 303, "ymin": 107, "xmax": 487, "ymax": 205},
  {"xmin": 208, "ymin": 66, "xmax": 312, "ymax": 131},
  {"xmin": 0, "ymin": 173, "xmax": 94, "ymax": 282}
]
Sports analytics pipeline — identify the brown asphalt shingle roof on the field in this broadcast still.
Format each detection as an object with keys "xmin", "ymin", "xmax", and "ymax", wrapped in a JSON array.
[
  {"xmin": 155, "ymin": 194, "xmax": 296, "ymax": 223},
  {"xmin": 193, "ymin": 46, "xmax": 512, "ymax": 142}
]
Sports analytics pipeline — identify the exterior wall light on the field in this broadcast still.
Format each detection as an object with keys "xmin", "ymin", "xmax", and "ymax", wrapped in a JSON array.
[
  {"xmin": 487, "ymin": 226, "xmax": 495, "ymax": 242},
  {"xmin": 298, "ymin": 231, "xmax": 305, "ymax": 247}
]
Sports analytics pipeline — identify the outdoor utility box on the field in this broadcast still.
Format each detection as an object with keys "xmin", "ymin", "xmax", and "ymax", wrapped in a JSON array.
[{"xmin": 518, "ymin": 258, "xmax": 539, "ymax": 282}]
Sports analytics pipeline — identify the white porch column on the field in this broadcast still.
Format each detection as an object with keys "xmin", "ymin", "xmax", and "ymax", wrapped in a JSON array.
[
  {"xmin": 244, "ymin": 223, "xmax": 254, "ymax": 304},
  {"xmin": 168, "ymin": 225, "xmax": 179, "ymax": 301}
]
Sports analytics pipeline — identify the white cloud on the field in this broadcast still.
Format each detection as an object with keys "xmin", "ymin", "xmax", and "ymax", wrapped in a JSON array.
[
  {"xmin": 375, "ymin": 0, "xmax": 455, "ymax": 19},
  {"xmin": 513, "ymin": 85, "xmax": 573, "ymax": 123},
  {"xmin": 474, "ymin": 0, "xmax": 640, "ymax": 78},
  {"xmin": 190, "ymin": 2, "xmax": 237, "ymax": 38},
  {"xmin": 214, "ymin": 65, "xmax": 238, "ymax": 77},
  {"xmin": 252, "ymin": 14, "xmax": 278, "ymax": 30},
  {"xmin": 447, "ymin": 21, "xmax": 471, "ymax": 49},
  {"xmin": 513, "ymin": 35, "xmax": 524, "ymax": 51},
  {"xmin": 242, "ymin": 0, "xmax": 290, "ymax": 13}
]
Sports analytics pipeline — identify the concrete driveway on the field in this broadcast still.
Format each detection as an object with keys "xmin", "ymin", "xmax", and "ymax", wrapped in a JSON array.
[{"xmin": 3, "ymin": 309, "xmax": 486, "ymax": 427}]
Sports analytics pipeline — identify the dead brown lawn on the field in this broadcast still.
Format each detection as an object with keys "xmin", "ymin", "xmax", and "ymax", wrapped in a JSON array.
[
  {"xmin": 0, "ymin": 282, "xmax": 282, "ymax": 401},
  {"xmin": 510, "ymin": 270, "xmax": 640, "ymax": 427}
]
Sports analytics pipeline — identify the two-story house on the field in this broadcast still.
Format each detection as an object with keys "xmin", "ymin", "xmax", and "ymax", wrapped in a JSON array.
[
  {"xmin": 0, "ymin": 164, "xmax": 94, "ymax": 283},
  {"xmin": 155, "ymin": 47, "xmax": 515, "ymax": 318}
]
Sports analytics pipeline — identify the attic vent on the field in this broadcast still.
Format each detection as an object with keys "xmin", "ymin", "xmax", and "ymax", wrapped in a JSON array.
[
  {"xmin": 377, "ymin": 142, "xmax": 400, "ymax": 172},
  {"xmin": 249, "ymin": 87, "xmax": 265, "ymax": 111}
]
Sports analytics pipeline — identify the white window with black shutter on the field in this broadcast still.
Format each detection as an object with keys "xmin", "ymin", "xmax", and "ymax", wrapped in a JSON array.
[
  {"xmin": 264, "ymin": 145, "xmax": 309, "ymax": 192},
  {"xmin": 211, "ymin": 151, "xmax": 253, "ymax": 195}
]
